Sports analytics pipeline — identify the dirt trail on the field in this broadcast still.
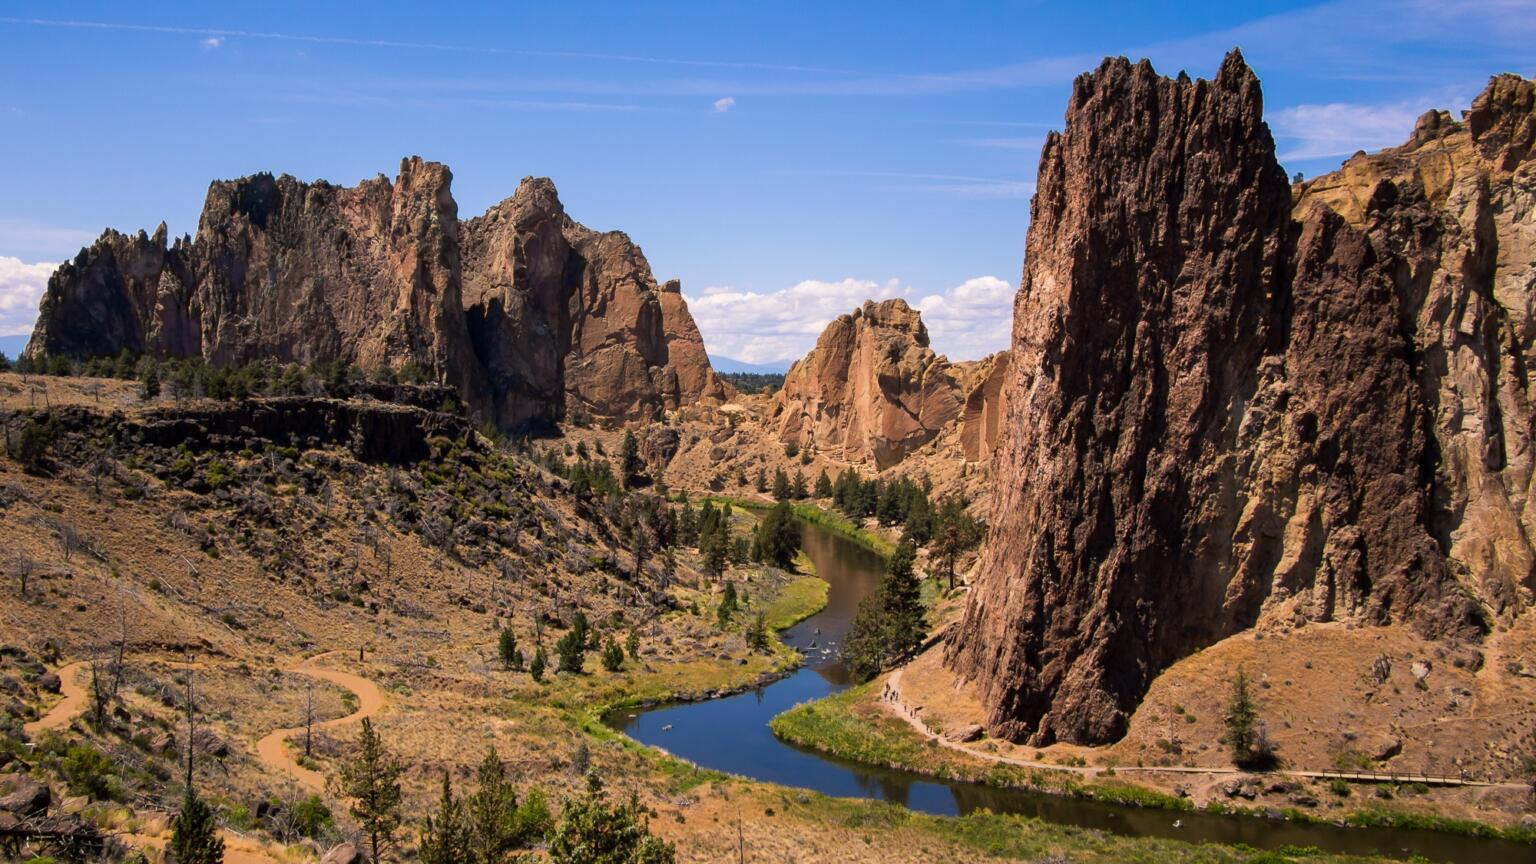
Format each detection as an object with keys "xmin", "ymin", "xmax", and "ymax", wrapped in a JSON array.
[
  {"xmin": 255, "ymin": 651, "xmax": 386, "ymax": 792},
  {"xmin": 882, "ymin": 669, "xmax": 1524, "ymax": 790},
  {"xmin": 23, "ymin": 661, "xmax": 90, "ymax": 738}
]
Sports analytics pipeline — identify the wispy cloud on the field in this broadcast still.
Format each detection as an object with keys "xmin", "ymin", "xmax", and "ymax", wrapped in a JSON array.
[
  {"xmin": 954, "ymin": 136, "xmax": 1043, "ymax": 150},
  {"xmin": 200, "ymin": 36, "xmax": 222, "ymax": 50},
  {"xmin": 685, "ymin": 275, "xmax": 1013, "ymax": 364},
  {"xmin": 712, "ymin": 96, "xmax": 736, "ymax": 113},
  {"xmin": 0, "ymin": 257, "xmax": 55, "ymax": 337},
  {"xmin": 780, "ymin": 170, "xmax": 1035, "ymax": 199},
  {"xmin": 0, "ymin": 16, "xmax": 858, "ymax": 74},
  {"xmin": 0, "ymin": 219, "xmax": 98, "ymax": 261},
  {"xmin": 1270, "ymin": 87, "xmax": 1471, "ymax": 162}
]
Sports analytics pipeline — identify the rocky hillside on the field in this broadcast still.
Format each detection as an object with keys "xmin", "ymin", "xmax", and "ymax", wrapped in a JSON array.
[
  {"xmin": 24, "ymin": 159, "xmax": 729, "ymax": 432},
  {"xmin": 769, "ymin": 299, "xmax": 1006, "ymax": 468},
  {"xmin": 947, "ymin": 51, "xmax": 1536, "ymax": 745}
]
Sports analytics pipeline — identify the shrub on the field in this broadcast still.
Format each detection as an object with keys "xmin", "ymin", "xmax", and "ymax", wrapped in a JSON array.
[{"xmin": 61, "ymin": 744, "xmax": 118, "ymax": 800}]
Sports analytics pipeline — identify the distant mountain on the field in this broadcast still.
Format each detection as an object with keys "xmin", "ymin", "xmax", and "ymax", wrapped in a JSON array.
[
  {"xmin": 708, "ymin": 355, "xmax": 791, "ymax": 374},
  {"xmin": 0, "ymin": 335, "xmax": 28, "ymax": 361}
]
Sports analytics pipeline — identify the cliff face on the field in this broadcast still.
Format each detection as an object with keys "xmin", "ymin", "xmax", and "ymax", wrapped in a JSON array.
[
  {"xmin": 958, "ymin": 351, "xmax": 1010, "ymax": 463},
  {"xmin": 770, "ymin": 299, "xmax": 964, "ymax": 468},
  {"xmin": 26, "ymin": 159, "xmax": 727, "ymax": 431},
  {"xmin": 947, "ymin": 52, "xmax": 1532, "ymax": 745}
]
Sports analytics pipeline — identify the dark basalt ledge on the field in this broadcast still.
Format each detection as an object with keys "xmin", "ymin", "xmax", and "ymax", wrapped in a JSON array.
[
  {"xmin": 14, "ymin": 395, "xmax": 474, "ymax": 467},
  {"xmin": 946, "ymin": 51, "xmax": 1535, "ymax": 746},
  {"xmin": 24, "ymin": 159, "xmax": 729, "ymax": 434}
]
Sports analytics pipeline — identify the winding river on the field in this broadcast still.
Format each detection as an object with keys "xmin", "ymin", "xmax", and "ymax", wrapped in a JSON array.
[{"xmin": 609, "ymin": 521, "xmax": 1530, "ymax": 863}]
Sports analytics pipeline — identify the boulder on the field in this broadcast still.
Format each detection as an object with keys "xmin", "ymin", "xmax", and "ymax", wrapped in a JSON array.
[
  {"xmin": 320, "ymin": 843, "xmax": 367, "ymax": 864},
  {"xmin": 0, "ymin": 776, "xmax": 51, "ymax": 816},
  {"xmin": 943, "ymin": 723, "xmax": 986, "ymax": 743}
]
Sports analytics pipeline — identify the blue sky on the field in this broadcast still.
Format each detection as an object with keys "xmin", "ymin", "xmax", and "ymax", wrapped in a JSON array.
[{"xmin": 1, "ymin": 2, "xmax": 1531, "ymax": 364}]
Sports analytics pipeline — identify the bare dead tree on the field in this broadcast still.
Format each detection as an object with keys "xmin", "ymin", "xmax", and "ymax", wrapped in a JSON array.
[
  {"xmin": 109, "ymin": 610, "xmax": 128, "ymax": 700},
  {"xmin": 184, "ymin": 665, "xmax": 197, "ymax": 788},
  {"xmin": 13, "ymin": 553, "xmax": 37, "ymax": 596},
  {"xmin": 304, "ymin": 680, "xmax": 315, "ymax": 758},
  {"xmin": 53, "ymin": 521, "xmax": 82, "ymax": 562},
  {"xmin": 88, "ymin": 654, "xmax": 109, "ymax": 726}
]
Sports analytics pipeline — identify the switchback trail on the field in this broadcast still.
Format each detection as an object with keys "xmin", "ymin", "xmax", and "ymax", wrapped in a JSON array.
[{"xmin": 255, "ymin": 651, "xmax": 386, "ymax": 792}]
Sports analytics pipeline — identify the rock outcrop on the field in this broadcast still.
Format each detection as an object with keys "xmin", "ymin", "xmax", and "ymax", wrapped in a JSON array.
[
  {"xmin": 948, "ymin": 52, "xmax": 1533, "ymax": 745},
  {"xmin": 26, "ymin": 159, "xmax": 728, "ymax": 432},
  {"xmin": 958, "ymin": 351, "xmax": 1010, "ymax": 463},
  {"xmin": 770, "ymin": 299, "xmax": 964, "ymax": 468}
]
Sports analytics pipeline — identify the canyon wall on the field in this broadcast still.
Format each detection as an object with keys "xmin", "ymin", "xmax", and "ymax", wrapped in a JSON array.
[
  {"xmin": 26, "ymin": 159, "xmax": 728, "ymax": 431},
  {"xmin": 947, "ymin": 51, "xmax": 1534, "ymax": 745}
]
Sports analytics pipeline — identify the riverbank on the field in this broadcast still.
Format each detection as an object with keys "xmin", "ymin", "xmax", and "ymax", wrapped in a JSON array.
[
  {"xmin": 770, "ymin": 677, "xmax": 1536, "ymax": 848},
  {"xmin": 702, "ymin": 494, "xmax": 897, "ymax": 557}
]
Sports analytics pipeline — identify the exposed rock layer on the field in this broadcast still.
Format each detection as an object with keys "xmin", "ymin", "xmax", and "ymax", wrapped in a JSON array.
[
  {"xmin": 26, "ymin": 159, "xmax": 727, "ymax": 431},
  {"xmin": 770, "ymin": 299, "xmax": 966, "ymax": 468},
  {"xmin": 948, "ymin": 52, "xmax": 1535, "ymax": 745}
]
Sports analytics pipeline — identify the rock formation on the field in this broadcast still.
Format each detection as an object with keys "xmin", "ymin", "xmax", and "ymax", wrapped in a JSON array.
[
  {"xmin": 26, "ymin": 159, "xmax": 728, "ymax": 431},
  {"xmin": 948, "ymin": 51, "xmax": 1534, "ymax": 745},
  {"xmin": 958, "ymin": 351, "xmax": 1010, "ymax": 463},
  {"xmin": 770, "ymin": 299, "xmax": 964, "ymax": 468}
]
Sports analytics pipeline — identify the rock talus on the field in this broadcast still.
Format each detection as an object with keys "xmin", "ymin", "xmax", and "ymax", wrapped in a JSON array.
[{"xmin": 948, "ymin": 52, "xmax": 1531, "ymax": 745}]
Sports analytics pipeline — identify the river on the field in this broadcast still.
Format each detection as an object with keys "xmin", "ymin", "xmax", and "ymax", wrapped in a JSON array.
[{"xmin": 608, "ymin": 521, "xmax": 1531, "ymax": 863}]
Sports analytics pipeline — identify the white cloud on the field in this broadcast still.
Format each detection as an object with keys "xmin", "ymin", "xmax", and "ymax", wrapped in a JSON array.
[
  {"xmin": 201, "ymin": 36, "xmax": 223, "ymax": 50},
  {"xmin": 1269, "ymin": 90, "xmax": 1469, "ymax": 162},
  {"xmin": 712, "ymin": 96, "xmax": 736, "ymax": 113},
  {"xmin": 684, "ymin": 274, "xmax": 1014, "ymax": 365},
  {"xmin": 913, "ymin": 276, "xmax": 1015, "ymax": 360},
  {"xmin": 0, "ymin": 257, "xmax": 55, "ymax": 337}
]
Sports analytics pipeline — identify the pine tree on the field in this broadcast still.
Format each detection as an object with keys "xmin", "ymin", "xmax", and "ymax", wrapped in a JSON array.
[
  {"xmin": 746, "ymin": 612, "xmax": 770, "ymax": 652},
  {"xmin": 716, "ymin": 582, "xmax": 738, "ymax": 629},
  {"xmin": 813, "ymin": 470, "xmax": 832, "ymax": 498},
  {"xmin": 791, "ymin": 470, "xmax": 808, "ymax": 499},
  {"xmin": 601, "ymin": 637, "xmax": 625, "ymax": 672},
  {"xmin": 335, "ymin": 718, "xmax": 404, "ymax": 864},
  {"xmin": 882, "ymin": 543, "xmax": 925, "ymax": 655},
  {"xmin": 931, "ymin": 494, "xmax": 984, "ymax": 590},
  {"xmin": 700, "ymin": 530, "xmax": 729, "ymax": 577},
  {"xmin": 1223, "ymin": 667, "xmax": 1275, "ymax": 767},
  {"xmin": 530, "ymin": 646, "xmax": 548, "ymax": 682},
  {"xmin": 168, "ymin": 786, "xmax": 225, "ymax": 864},
  {"xmin": 839, "ymin": 542, "xmax": 927, "ymax": 682},
  {"xmin": 771, "ymin": 468, "xmax": 791, "ymax": 501},
  {"xmin": 420, "ymin": 772, "xmax": 469, "ymax": 864},
  {"xmin": 556, "ymin": 630, "xmax": 586, "ymax": 675},
  {"xmin": 625, "ymin": 628, "xmax": 641, "ymax": 660},
  {"xmin": 752, "ymin": 501, "xmax": 801, "ymax": 568},
  {"xmin": 497, "ymin": 627, "xmax": 520, "ymax": 670},
  {"xmin": 619, "ymin": 430, "xmax": 643, "ymax": 488},
  {"xmin": 548, "ymin": 772, "xmax": 675, "ymax": 864},
  {"xmin": 754, "ymin": 467, "xmax": 768, "ymax": 493}
]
